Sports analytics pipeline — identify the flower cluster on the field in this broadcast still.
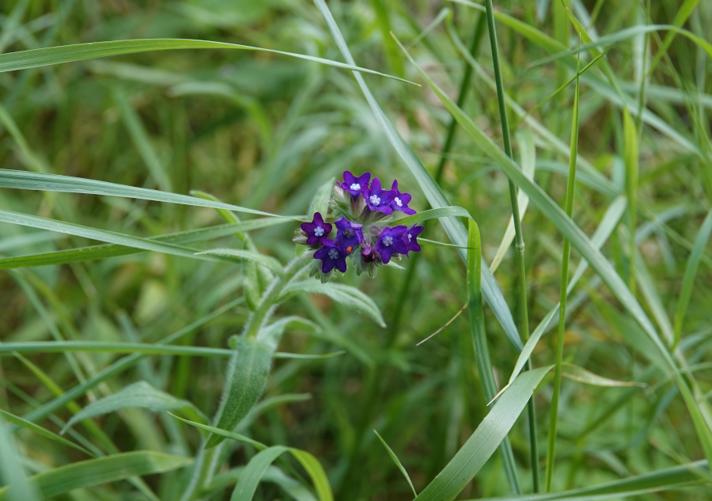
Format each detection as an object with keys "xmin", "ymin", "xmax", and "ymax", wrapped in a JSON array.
[{"xmin": 296, "ymin": 170, "xmax": 423, "ymax": 278}]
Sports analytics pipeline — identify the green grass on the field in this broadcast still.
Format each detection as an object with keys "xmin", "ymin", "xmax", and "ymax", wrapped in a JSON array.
[{"xmin": 1, "ymin": 1, "xmax": 711, "ymax": 500}]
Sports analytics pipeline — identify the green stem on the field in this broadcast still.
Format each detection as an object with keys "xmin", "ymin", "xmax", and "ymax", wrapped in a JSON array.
[
  {"xmin": 182, "ymin": 252, "xmax": 312, "ymax": 500},
  {"xmin": 544, "ymin": 60, "xmax": 581, "ymax": 491},
  {"xmin": 484, "ymin": 0, "xmax": 537, "ymax": 492}
]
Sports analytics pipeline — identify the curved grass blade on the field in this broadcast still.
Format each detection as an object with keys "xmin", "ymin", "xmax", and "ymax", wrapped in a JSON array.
[
  {"xmin": 373, "ymin": 429, "xmax": 417, "ymax": 498},
  {"xmin": 0, "ymin": 169, "xmax": 295, "ymax": 219},
  {"xmin": 0, "ymin": 409, "xmax": 89, "ymax": 455},
  {"xmin": 0, "ymin": 451, "xmax": 191, "ymax": 500},
  {"xmin": 61, "ymin": 381, "xmax": 206, "ymax": 434},
  {"xmin": 414, "ymin": 366, "xmax": 553, "ymax": 501},
  {"xmin": 0, "ymin": 219, "xmax": 291, "ymax": 269},
  {"xmin": 230, "ymin": 446, "xmax": 333, "ymax": 501},
  {"xmin": 313, "ymin": 0, "xmax": 522, "ymax": 350},
  {"xmin": 196, "ymin": 248, "xmax": 283, "ymax": 274},
  {"xmin": 0, "ymin": 38, "xmax": 415, "ymax": 84},
  {"xmin": 280, "ymin": 280, "xmax": 386, "ymax": 328},
  {"xmin": 168, "ymin": 413, "xmax": 265, "ymax": 451},
  {"xmin": 562, "ymin": 363, "xmax": 645, "ymax": 388}
]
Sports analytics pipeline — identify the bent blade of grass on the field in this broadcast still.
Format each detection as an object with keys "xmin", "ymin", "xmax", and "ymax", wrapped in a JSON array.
[
  {"xmin": 415, "ymin": 366, "xmax": 553, "ymax": 501},
  {"xmin": 0, "ymin": 451, "xmax": 191, "ymax": 500},
  {"xmin": 196, "ymin": 249, "xmax": 283, "ymax": 274},
  {"xmin": 313, "ymin": 0, "xmax": 522, "ymax": 350},
  {"xmin": 62, "ymin": 381, "xmax": 206, "ymax": 434},
  {"xmin": 396, "ymin": 38, "xmax": 712, "ymax": 465},
  {"xmin": 561, "ymin": 363, "xmax": 645, "ymax": 388},
  {"xmin": 0, "ymin": 409, "xmax": 89, "ymax": 455},
  {"xmin": 0, "ymin": 38, "xmax": 415, "ymax": 84},
  {"xmin": 230, "ymin": 446, "xmax": 333, "ymax": 501},
  {"xmin": 0, "ymin": 169, "xmax": 295, "ymax": 218},
  {"xmin": 373, "ymin": 430, "xmax": 417, "ymax": 498},
  {"xmin": 168, "ymin": 413, "xmax": 266, "ymax": 451},
  {"xmin": 0, "ymin": 219, "xmax": 291, "ymax": 269}
]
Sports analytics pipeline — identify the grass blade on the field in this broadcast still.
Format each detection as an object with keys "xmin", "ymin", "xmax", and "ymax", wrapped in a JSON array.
[{"xmin": 373, "ymin": 429, "xmax": 417, "ymax": 498}]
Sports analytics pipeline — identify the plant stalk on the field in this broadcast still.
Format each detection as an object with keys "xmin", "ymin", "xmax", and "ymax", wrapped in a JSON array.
[{"xmin": 484, "ymin": 0, "xmax": 538, "ymax": 492}]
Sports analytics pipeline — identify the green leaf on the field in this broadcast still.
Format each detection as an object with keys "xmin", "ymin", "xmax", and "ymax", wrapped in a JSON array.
[
  {"xmin": 0, "ymin": 169, "xmax": 292, "ymax": 218},
  {"xmin": 373, "ymin": 429, "xmax": 417, "ymax": 497},
  {"xmin": 280, "ymin": 280, "xmax": 386, "ymax": 328},
  {"xmin": 0, "ymin": 38, "xmax": 414, "ymax": 84},
  {"xmin": 168, "ymin": 413, "xmax": 266, "ymax": 451},
  {"xmin": 0, "ymin": 451, "xmax": 191, "ymax": 500},
  {"xmin": 208, "ymin": 337, "xmax": 273, "ymax": 448},
  {"xmin": 415, "ymin": 367, "xmax": 553, "ymax": 501},
  {"xmin": 562, "ymin": 363, "xmax": 645, "ymax": 388},
  {"xmin": 314, "ymin": 0, "xmax": 523, "ymax": 350},
  {"xmin": 392, "ymin": 206, "xmax": 471, "ymax": 226},
  {"xmin": 231, "ymin": 446, "xmax": 333, "ymax": 501},
  {"xmin": 0, "ymin": 409, "xmax": 89, "ymax": 455},
  {"xmin": 61, "ymin": 381, "xmax": 206, "ymax": 434}
]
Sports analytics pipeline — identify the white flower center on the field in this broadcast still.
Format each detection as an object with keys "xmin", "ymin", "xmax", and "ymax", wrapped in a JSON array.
[
  {"xmin": 394, "ymin": 197, "xmax": 403, "ymax": 207},
  {"xmin": 407, "ymin": 233, "xmax": 412, "ymax": 242},
  {"xmin": 349, "ymin": 182, "xmax": 361, "ymax": 191},
  {"xmin": 369, "ymin": 194, "xmax": 381, "ymax": 206},
  {"xmin": 328, "ymin": 248, "xmax": 339, "ymax": 259},
  {"xmin": 383, "ymin": 236, "xmax": 393, "ymax": 247},
  {"xmin": 313, "ymin": 226, "xmax": 325, "ymax": 237}
]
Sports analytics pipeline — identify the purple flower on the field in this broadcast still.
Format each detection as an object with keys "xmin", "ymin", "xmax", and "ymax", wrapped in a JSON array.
[
  {"xmin": 335, "ymin": 217, "xmax": 363, "ymax": 253},
  {"xmin": 300, "ymin": 212, "xmax": 332, "ymax": 247},
  {"xmin": 403, "ymin": 225, "xmax": 424, "ymax": 253},
  {"xmin": 388, "ymin": 180, "xmax": 416, "ymax": 215},
  {"xmin": 365, "ymin": 177, "xmax": 393, "ymax": 214},
  {"xmin": 376, "ymin": 226, "xmax": 408, "ymax": 263},
  {"xmin": 340, "ymin": 171, "xmax": 371, "ymax": 197},
  {"xmin": 314, "ymin": 239, "xmax": 348, "ymax": 273},
  {"xmin": 360, "ymin": 243, "xmax": 378, "ymax": 263}
]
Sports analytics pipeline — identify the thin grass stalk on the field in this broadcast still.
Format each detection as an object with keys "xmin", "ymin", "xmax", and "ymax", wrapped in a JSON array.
[
  {"xmin": 336, "ymin": 14, "xmax": 488, "ymax": 498},
  {"xmin": 483, "ymin": 0, "xmax": 536, "ymax": 492},
  {"xmin": 544, "ymin": 57, "xmax": 581, "ymax": 492}
]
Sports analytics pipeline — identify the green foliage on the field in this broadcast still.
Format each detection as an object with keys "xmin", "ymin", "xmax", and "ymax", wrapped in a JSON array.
[{"xmin": 1, "ymin": 1, "xmax": 711, "ymax": 499}]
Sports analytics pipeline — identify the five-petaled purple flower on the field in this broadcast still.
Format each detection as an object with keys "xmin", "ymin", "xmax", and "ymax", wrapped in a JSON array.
[
  {"xmin": 300, "ymin": 212, "xmax": 332, "ymax": 247},
  {"xmin": 295, "ymin": 171, "xmax": 423, "ymax": 276},
  {"xmin": 389, "ymin": 180, "xmax": 416, "ymax": 215},
  {"xmin": 335, "ymin": 217, "xmax": 363, "ymax": 253},
  {"xmin": 376, "ymin": 226, "xmax": 409, "ymax": 263},
  {"xmin": 314, "ymin": 239, "xmax": 348, "ymax": 273},
  {"xmin": 340, "ymin": 171, "xmax": 371, "ymax": 197},
  {"xmin": 403, "ymin": 225, "xmax": 424, "ymax": 253},
  {"xmin": 365, "ymin": 178, "xmax": 393, "ymax": 214}
]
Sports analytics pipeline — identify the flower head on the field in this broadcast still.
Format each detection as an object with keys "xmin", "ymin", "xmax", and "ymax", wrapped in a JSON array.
[
  {"xmin": 365, "ymin": 177, "xmax": 393, "ymax": 214},
  {"xmin": 295, "ymin": 171, "xmax": 423, "ymax": 278},
  {"xmin": 300, "ymin": 212, "xmax": 332, "ymax": 247},
  {"xmin": 335, "ymin": 217, "xmax": 363, "ymax": 253},
  {"xmin": 340, "ymin": 170, "xmax": 371, "ymax": 197},
  {"xmin": 314, "ymin": 239, "xmax": 348, "ymax": 273},
  {"xmin": 388, "ymin": 180, "xmax": 416, "ymax": 215},
  {"xmin": 375, "ymin": 225, "xmax": 408, "ymax": 263}
]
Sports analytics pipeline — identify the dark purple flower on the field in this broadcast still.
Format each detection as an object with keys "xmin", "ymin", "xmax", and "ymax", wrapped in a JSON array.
[
  {"xmin": 300, "ymin": 212, "xmax": 332, "ymax": 247},
  {"xmin": 375, "ymin": 226, "xmax": 408, "ymax": 263},
  {"xmin": 388, "ymin": 180, "xmax": 416, "ymax": 215},
  {"xmin": 335, "ymin": 217, "xmax": 363, "ymax": 253},
  {"xmin": 403, "ymin": 225, "xmax": 424, "ymax": 253},
  {"xmin": 360, "ymin": 243, "xmax": 378, "ymax": 263},
  {"xmin": 314, "ymin": 239, "xmax": 348, "ymax": 273},
  {"xmin": 340, "ymin": 171, "xmax": 371, "ymax": 197},
  {"xmin": 365, "ymin": 177, "xmax": 393, "ymax": 214}
]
